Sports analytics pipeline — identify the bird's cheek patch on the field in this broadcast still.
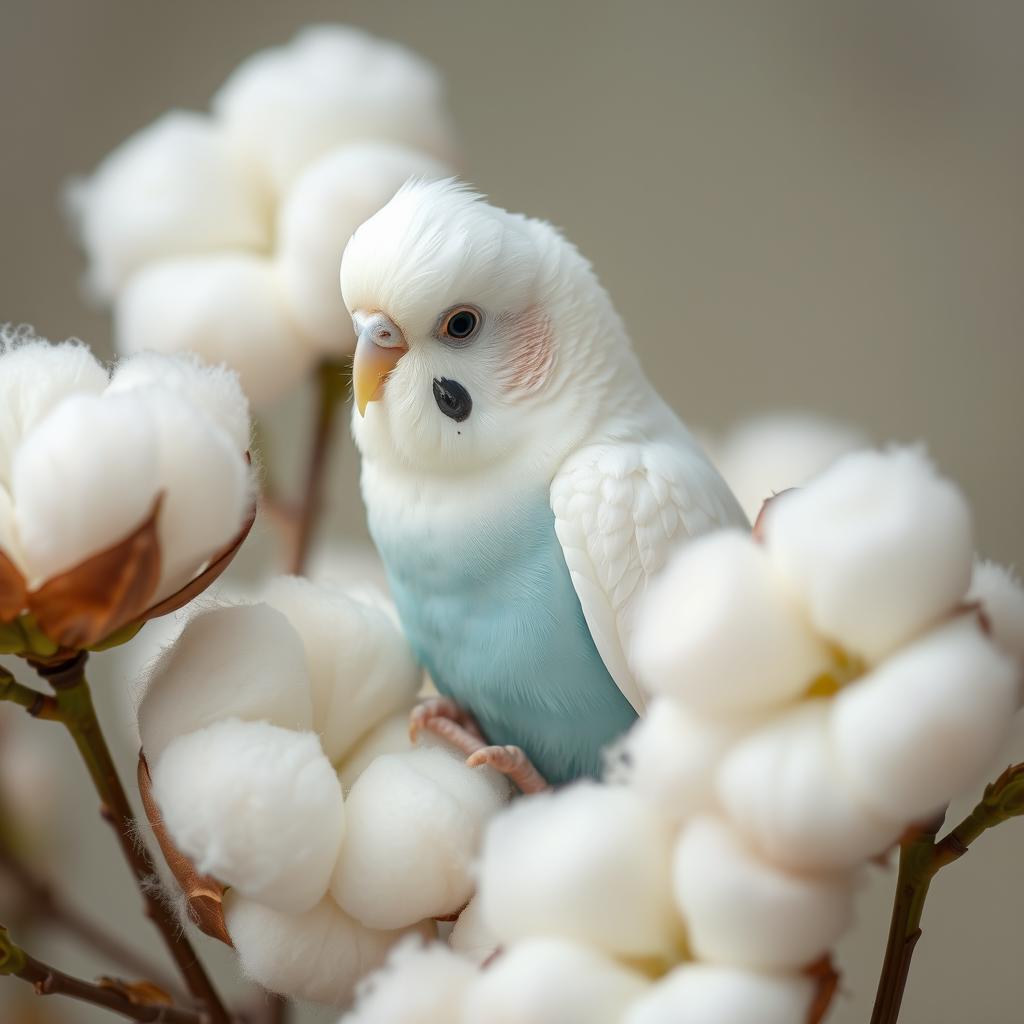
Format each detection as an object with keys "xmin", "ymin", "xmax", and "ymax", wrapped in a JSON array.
[{"xmin": 498, "ymin": 306, "xmax": 554, "ymax": 395}]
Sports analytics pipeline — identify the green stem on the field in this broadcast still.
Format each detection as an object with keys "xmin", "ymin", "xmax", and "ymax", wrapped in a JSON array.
[
  {"xmin": 870, "ymin": 763, "xmax": 1024, "ymax": 1024},
  {"xmin": 29, "ymin": 654, "xmax": 230, "ymax": 1024}
]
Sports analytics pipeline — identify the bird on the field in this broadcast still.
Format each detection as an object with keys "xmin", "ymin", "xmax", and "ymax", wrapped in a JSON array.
[{"xmin": 340, "ymin": 180, "xmax": 748, "ymax": 789}]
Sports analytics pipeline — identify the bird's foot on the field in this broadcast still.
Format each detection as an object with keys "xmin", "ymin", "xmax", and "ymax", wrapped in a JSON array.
[
  {"xmin": 409, "ymin": 696, "xmax": 485, "ymax": 757},
  {"xmin": 466, "ymin": 745, "xmax": 550, "ymax": 795}
]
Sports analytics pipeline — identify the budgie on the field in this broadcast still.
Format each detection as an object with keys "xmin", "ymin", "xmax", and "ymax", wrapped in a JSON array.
[{"xmin": 340, "ymin": 180, "xmax": 748, "ymax": 789}]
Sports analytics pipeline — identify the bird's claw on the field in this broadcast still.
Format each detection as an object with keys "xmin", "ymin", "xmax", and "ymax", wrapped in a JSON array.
[
  {"xmin": 409, "ymin": 696, "xmax": 485, "ymax": 757},
  {"xmin": 466, "ymin": 744, "xmax": 549, "ymax": 794}
]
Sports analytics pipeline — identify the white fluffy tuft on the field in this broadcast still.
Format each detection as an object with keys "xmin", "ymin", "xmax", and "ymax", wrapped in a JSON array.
[
  {"xmin": 151, "ymin": 718, "xmax": 345, "ymax": 912},
  {"xmin": 970, "ymin": 560, "xmax": 1024, "ymax": 666}
]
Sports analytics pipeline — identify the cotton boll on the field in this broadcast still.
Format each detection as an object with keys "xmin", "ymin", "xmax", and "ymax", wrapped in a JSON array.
[
  {"xmin": 462, "ymin": 938, "xmax": 648, "ymax": 1024},
  {"xmin": 717, "ymin": 700, "xmax": 902, "ymax": 871},
  {"xmin": 108, "ymin": 351, "xmax": 251, "ymax": 451},
  {"xmin": 152, "ymin": 719, "xmax": 344, "ymax": 912},
  {"xmin": 477, "ymin": 782, "xmax": 680, "ymax": 961},
  {"xmin": 114, "ymin": 255, "xmax": 316, "ymax": 406},
  {"xmin": 764, "ymin": 447, "xmax": 974, "ymax": 663},
  {"xmin": 709, "ymin": 413, "xmax": 868, "ymax": 522},
  {"xmin": 449, "ymin": 897, "xmax": 499, "ymax": 966},
  {"xmin": 0, "ymin": 485, "xmax": 25, "ymax": 574},
  {"xmin": 672, "ymin": 816, "xmax": 854, "ymax": 971},
  {"xmin": 12, "ymin": 393, "xmax": 160, "ymax": 585},
  {"xmin": 970, "ymin": 560, "xmax": 1024, "ymax": 665},
  {"xmin": 138, "ymin": 603, "xmax": 313, "ymax": 761},
  {"xmin": 624, "ymin": 964, "xmax": 815, "ymax": 1024},
  {"xmin": 341, "ymin": 938, "xmax": 477, "ymax": 1024},
  {"xmin": 833, "ymin": 615, "xmax": 1019, "ymax": 822},
  {"xmin": 332, "ymin": 745, "xmax": 509, "ymax": 929},
  {"xmin": 633, "ymin": 531, "xmax": 831, "ymax": 716},
  {"xmin": 225, "ymin": 892, "xmax": 435, "ymax": 1006},
  {"xmin": 261, "ymin": 576, "xmax": 421, "ymax": 763},
  {"xmin": 69, "ymin": 110, "xmax": 269, "ymax": 299},
  {"xmin": 607, "ymin": 698, "xmax": 749, "ymax": 822},
  {"xmin": 130, "ymin": 390, "xmax": 252, "ymax": 598},
  {"xmin": 279, "ymin": 143, "xmax": 450, "ymax": 355},
  {"xmin": 0, "ymin": 331, "xmax": 109, "ymax": 484},
  {"xmin": 337, "ymin": 714, "xmax": 412, "ymax": 793},
  {"xmin": 212, "ymin": 26, "xmax": 456, "ymax": 194}
]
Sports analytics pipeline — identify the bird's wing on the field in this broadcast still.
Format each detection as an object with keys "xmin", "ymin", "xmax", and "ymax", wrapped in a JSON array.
[{"xmin": 550, "ymin": 439, "xmax": 747, "ymax": 714}]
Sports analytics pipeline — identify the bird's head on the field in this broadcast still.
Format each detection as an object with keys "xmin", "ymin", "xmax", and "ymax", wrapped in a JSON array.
[{"xmin": 340, "ymin": 179, "xmax": 631, "ymax": 476}]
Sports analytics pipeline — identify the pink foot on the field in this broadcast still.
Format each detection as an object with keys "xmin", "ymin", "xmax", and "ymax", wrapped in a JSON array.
[
  {"xmin": 466, "ymin": 745, "xmax": 550, "ymax": 795},
  {"xmin": 409, "ymin": 696, "xmax": 485, "ymax": 757}
]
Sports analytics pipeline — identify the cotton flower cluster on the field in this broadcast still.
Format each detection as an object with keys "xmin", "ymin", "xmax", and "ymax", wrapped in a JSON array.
[
  {"xmin": 0, "ymin": 327, "xmax": 253, "ymax": 655},
  {"xmin": 69, "ymin": 26, "xmax": 456, "ymax": 405},
  {"xmin": 705, "ymin": 412, "xmax": 868, "ymax": 521},
  {"xmin": 136, "ymin": 576, "xmax": 509, "ymax": 1005},
  {"xmin": 339, "ymin": 446, "xmax": 1024, "ymax": 1024}
]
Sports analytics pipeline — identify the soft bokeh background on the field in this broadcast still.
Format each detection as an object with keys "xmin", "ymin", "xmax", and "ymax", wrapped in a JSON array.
[{"xmin": 1, "ymin": 1, "xmax": 1022, "ymax": 1022}]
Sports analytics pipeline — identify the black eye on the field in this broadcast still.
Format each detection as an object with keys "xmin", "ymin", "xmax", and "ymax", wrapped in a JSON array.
[
  {"xmin": 441, "ymin": 306, "xmax": 480, "ymax": 342},
  {"xmin": 432, "ymin": 377, "xmax": 472, "ymax": 422}
]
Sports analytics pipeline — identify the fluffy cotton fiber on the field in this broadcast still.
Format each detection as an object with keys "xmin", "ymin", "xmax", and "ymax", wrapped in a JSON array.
[
  {"xmin": 151, "ymin": 718, "xmax": 345, "ymax": 912},
  {"xmin": 332, "ymin": 744, "xmax": 509, "ymax": 929},
  {"xmin": 477, "ymin": 783, "xmax": 681, "ymax": 962}
]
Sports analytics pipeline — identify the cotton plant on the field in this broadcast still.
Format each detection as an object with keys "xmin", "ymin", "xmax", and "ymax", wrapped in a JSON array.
[
  {"xmin": 67, "ymin": 25, "xmax": 456, "ymax": 407},
  {"xmin": 135, "ymin": 574, "xmax": 511, "ymax": 1005},
  {"xmin": 338, "ymin": 446, "xmax": 1024, "ymax": 1024}
]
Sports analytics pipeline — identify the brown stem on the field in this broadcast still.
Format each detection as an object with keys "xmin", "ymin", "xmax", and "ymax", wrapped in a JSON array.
[
  {"xmin": 288, "ymin": 360, "xmax": 348, "ymax": 576},
  {"xmin": 0, "ymin": 842, "xmax": 179, "ymax": 994},
  {"xmin": 30, "ymin": 654, "xmax": 230, "ymax": 1024},
  {"xmin": 0, "ymin": 923, "xmax": 201, "ymax": 1023},
  {"xmin": 870, "ymin": 763, "xmax": 1024, "ymax": 1024}
]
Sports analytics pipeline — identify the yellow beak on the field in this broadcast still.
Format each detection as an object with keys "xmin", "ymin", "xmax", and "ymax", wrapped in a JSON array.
[{"xmin": 352, "ymin": 313, "xmax": 408, "ymax": 415}]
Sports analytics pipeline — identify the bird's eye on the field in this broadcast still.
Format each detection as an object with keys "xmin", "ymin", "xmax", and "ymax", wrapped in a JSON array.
[{"xmin": 440, "ymin": 306, "xmax": 481, "ymax": 343}]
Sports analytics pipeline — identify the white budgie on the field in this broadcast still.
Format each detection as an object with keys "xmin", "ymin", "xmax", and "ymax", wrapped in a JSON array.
[{"xmin": 340, "ymin": 180, "xmax": 747, "ymax": 787}]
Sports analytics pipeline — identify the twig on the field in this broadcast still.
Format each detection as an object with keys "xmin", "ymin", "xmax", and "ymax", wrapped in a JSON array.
[
  {"xmin": 0, "ymin": 923, "xmax": 201, "ymax": 1023},
  {"xmin": 17, "ymin": 654, "xmax": 231, "ymax": 1024},
  {"xmin": 870, "ymin": 763, "xmax": 1024, "ymax": 1024},
  {"xmin": 289, "ymin": 359, "xmax": 349, "ymax": 575},
  {"xmin": 0, "ymin": 842, "xmax": 179, "ymax": 994}
]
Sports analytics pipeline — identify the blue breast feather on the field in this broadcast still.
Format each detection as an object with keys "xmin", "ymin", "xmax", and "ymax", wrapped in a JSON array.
[{"xmin": 371, "ymin": 492, "xmax": 638, "ymax": 784}]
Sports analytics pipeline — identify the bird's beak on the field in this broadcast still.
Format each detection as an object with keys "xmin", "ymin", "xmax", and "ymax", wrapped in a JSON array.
[{"xmin": 352, "ymin": 312, "xmax": 408, "ymax": 415}]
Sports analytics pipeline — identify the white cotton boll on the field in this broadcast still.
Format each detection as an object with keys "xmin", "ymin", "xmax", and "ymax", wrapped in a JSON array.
[
  {"xmin": 633, "ymin": 531, "xmax": 831, "ymax": 716},
  {"xmin": 624, "ymin": 964, "xmax": 815, "ymax": 1024},
  {"xmin": 152, "ymin": 719, "xmax": 344, "ymax": 912},
  {"xmin": 69, "ymin": 110, "xmax": 269, "ymax": 299},
  {"xmin": 138, "ymin": 603, "xmax": 313, "ymax": 761},
  {"xmin": 449, "ymin": 897, "xmax": 499, "ymax": 966},
  {"xmin": 108, "ymin": 351, "xmax": 251, "ymax": 451},
  {"xmin": 462, "ymin": 938, "xmax": 649, "ymax": 1024},
  {"xmin": 764, "ymin": 447, "xmax": 974, "ymax": 663},
  {"xmin": 341, "ymin": 938, "xmax": 478, "ymax": 1024},
  {"xmin": 477, "ymin": 782, "xmax": 680, "ymax": 961},
  {"xmin": 607, "ymin": 698, "xmax": 749, "ymax": 822},
  {"xmin": 225, "ymin": 892, "xmax": 435, "ymax": 1006},
  {"xmin": 261, "ymin": 575, "xmax": 421, "ymax": 763},
  {"xmin": 114, "ymin": 255, "xmax": 316, "ymax": 406},
  {"xmin": 833, "ymin": 615, "xmax": 1019, "ymax": 822},
  {"xmin": 672, "ymin": 816, "xmax": 854, "ymax": 971},
  {"xmin": 212, "ymin": 26, "xmax": 456, "ymax": 194},
  {"xmin": 970, "ymin": 560, "xmax": 1024, "ymax": 665},
  {"xmin": 12, "ymin": 393, "xmax": 160, "ymax": 585},
  {"xmin": 278, "ymin": 142, "xmax": 451, "ymax": 355},
  {"xmin": 134, "ymin": 390, "xmax": 251, "ymax": 598},
  {"xmin": 0, "ymin": 485, "xmax": 25, "ymax": 574},
  {"xmin": 332, "ymin": 744, "xmax": 509, "ymax": 929},
  {"xmin": 0, "ymin": 331, "xmax": 110, "ymax": 484},
  {"xmin": 708, "ymin": 412, "xmax": 868, "ymax": 522},
  {"xmin": 337, "ymin": 714, "xmax": 412, "ymax": 793},
  {"xmin": 717, "ymin": 700, "xmax": 902, "ymax": 871}
]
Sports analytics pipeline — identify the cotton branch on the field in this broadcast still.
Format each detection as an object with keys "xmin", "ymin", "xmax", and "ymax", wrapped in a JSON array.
[
  {"xmin": 0, "ymin": 655, "xmax": 230, "ymax": 1023},
  {"xmin": 871, "ymin": 762, "xmax": 1024, "ymax": 1024},
  {"xmin": 0, "ymin": 924, "xmax": 201, "ymax": 1023}
]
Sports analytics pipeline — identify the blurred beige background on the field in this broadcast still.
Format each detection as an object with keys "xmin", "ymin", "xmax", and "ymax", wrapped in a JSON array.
[{"xmin": 1, "ymin": 2, "xmax": 1022, "ymax": 1023}]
